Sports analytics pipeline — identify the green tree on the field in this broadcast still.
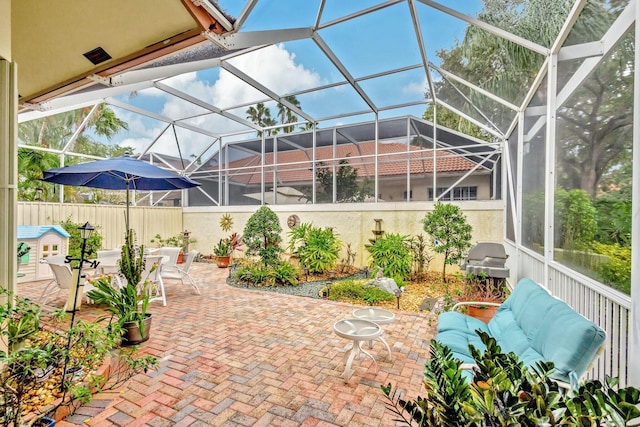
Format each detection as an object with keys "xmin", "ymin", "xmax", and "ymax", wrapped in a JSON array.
[
  {"xmin": 423, "ymin": 104, "xmax": 488, "ymax": 141},
  {"xmin": 246, "ymin": 102, "xmax": 278, "ymax": 137},
  {"xmin": 315, "ymin": 156, "xmax": 372, "ymax": 203},
  {"xmin": 246, "ymin": 96, "xmax": 312, "ymax": 136},
  {"xmin": 242, "ymin": 206, "xmax": 283, "ymax": 267},
  {"xmin": 422, "ymin": 201, "xmax": 473, "ymax": 282},
  {"xmin": 18, "ymin": 105, "xmax": 130, "ymax": 202},
  {"xmin": 554, "ymin": 188, "xmax": 597, "ymax": 250},
  {"xmin": 276, "ymin": 95, "xmax": 301, "ymax": 134}
]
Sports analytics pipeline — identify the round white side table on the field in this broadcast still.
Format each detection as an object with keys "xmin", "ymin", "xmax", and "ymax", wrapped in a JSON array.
[
  {"xmin": 352, "ymin": 307, "xmax": 395, "ymax": 361},
  {"xmin": 333, "ymin": 318, "xmax": 382, "ymax": 382}
]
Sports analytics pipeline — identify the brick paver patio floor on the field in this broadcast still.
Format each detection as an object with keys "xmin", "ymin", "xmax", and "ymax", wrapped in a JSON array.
[{"xmin": 18, "ymin": 262, "xmax": 436, "ymax": 427}]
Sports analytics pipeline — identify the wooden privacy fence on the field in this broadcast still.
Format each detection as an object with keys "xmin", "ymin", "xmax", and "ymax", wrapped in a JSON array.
[{"xmin": 17, "ymin": 202, "xmax": 184, "ymax": 250}]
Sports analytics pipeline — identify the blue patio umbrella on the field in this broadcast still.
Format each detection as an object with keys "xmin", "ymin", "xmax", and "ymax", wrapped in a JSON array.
[{"xmin": 41, "ymin": 154, "xmax": 201, "ymax": 231}]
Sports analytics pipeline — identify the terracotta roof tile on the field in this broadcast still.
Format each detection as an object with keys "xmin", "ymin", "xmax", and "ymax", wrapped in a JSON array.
[{"xmin": 216, "ymin": 141, "xmax": 485, "ymax": 185}]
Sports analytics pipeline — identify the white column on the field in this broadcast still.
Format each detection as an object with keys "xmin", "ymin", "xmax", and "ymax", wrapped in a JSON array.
[
  {"xmin": 0, "ymin": 59, "xmax": 18, "ymax": 295},
  {"xmin": 629, "ymin": 0, "xmax": 640, "ymax": 387}
]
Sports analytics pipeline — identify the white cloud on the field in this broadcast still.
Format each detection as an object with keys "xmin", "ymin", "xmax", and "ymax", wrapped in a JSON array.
[
  {"xmin": 118, "ymin": 44, "xmax": 323, "ymax": 159},
  {"xmin": 402, "ymin": 77, "xmax": 428, "ymax": 96}
]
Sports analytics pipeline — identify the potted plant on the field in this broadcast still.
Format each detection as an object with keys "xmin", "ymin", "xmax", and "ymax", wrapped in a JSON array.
[
  {"xmin": 453, "ymin": 271, "xmax": 508, "ymax": 323},
  {"xmin": 150, "ymin": 232, "xmax": 196, "ymax": 264},
  {"xmin": 87, "ymin": 230, "xmax": 152, "ymax": 345},
  {"xmin": 213, "ymin": 238, "xmax": 233, "ymax": 268}
]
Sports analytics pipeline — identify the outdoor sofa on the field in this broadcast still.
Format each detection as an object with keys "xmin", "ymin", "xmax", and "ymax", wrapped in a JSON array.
[{"xmin": 436, "ymin": 277, "xmax": 606, "ymax": 387}]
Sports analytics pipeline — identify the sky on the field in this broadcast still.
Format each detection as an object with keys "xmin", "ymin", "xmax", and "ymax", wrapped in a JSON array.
[{"xmin": 98, "ymin": 0, "xmax": 484, "ymax": 161}]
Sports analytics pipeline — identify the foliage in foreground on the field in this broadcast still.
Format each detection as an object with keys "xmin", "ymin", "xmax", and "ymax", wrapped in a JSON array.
[
  {"xmin": 382, "ymin": 331, "xmax": 640, "ymax": 426},
  {"xmin": 1, "ymin": 290, "xmax": 157, "ymax": 426}
]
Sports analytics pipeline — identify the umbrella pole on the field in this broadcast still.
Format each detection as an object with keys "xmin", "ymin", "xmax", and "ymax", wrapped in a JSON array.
[{"xmin": 126, "ymin": 181, "xmax": 130, "ymax": 233}]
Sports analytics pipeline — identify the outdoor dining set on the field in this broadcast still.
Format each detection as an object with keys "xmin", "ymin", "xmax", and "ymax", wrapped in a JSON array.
[{"xmin": 38, "ymin": 246, "xmax": 200, "ymax": 311}]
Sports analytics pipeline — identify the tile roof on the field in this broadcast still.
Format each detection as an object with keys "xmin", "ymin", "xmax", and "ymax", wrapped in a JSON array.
[{"xmin": 221, "ymin": 141, "xmax": 486, "ymax": 186}]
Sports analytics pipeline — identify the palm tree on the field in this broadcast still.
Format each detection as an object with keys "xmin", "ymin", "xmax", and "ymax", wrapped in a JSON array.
[
  {"xmin": 246, "ymin": 102, "xmax": 274, "ymax": 137},
  {"xmin": 17, "ymin": 104, "xmax": 130, "ymax": 202},
  {"xmin": 276, "ymin": 95, "xmax": 301, "ymax": 134}
]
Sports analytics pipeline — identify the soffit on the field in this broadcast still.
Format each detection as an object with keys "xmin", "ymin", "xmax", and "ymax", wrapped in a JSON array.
[{"xmin": 12, "ymin": 0, "xmax": 216, "ymax": 103}]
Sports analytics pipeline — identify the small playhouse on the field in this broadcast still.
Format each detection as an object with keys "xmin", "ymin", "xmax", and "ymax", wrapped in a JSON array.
[{"xmin": 17, "ymin": 225, "xmax": 70, "ymax": 283}]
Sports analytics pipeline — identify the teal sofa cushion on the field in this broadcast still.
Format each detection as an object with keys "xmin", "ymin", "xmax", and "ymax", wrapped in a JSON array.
[
  {"xmin": 532, "ymin": 301, "xmax": 606, "ymax": 383},
  {"xmin": 435, "ymin": 278, "xmax": 606, "ymax": 386}
]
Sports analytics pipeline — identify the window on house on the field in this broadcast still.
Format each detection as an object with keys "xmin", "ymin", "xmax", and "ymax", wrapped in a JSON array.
[{"xmin": 429, "ymin": 186, "xmax": 478, "ymax": 201}]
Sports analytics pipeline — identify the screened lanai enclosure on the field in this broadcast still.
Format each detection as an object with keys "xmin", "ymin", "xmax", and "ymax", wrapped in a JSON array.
[{"xmin": 9, "ymin": 0, "xmax": 639, "ymax": 386}]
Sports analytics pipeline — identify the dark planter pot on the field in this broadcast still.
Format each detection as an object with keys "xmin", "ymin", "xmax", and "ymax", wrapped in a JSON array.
[
  {"xmin": 467, "ymin": 304, "xmax": 499, "ymax": 324},
  {"xmin": 33, "ymin": 416, "xmax": 56, "ymax": 427},
  {"xmin": 122, "ymin": 314, "xmax": 152, "ymax": 345},
  {"xmin": 215, "ymin": 255, "xmax": 231, "ymax": 268}
]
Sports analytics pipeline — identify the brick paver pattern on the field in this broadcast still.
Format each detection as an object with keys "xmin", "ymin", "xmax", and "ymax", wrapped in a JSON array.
[{"xmin": 19, "ymin": 263, "xmax": 436, "ymax": 427}]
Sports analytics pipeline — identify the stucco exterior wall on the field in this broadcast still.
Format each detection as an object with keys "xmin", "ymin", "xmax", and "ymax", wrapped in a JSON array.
[{"xmin": 184, "ymin": 201, "xmax": 505, "ymax": 274}]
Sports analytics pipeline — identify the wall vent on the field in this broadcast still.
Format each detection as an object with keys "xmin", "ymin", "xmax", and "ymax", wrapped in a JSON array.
[{"xmin": 83, "ymin": 47, "xmax": 112, "ymax": 65}]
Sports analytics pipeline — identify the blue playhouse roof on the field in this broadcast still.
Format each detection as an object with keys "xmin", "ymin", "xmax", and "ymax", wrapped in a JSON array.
[{"xmin": 18, "ymin": 225, "xmax": 70, "ymax": 239}]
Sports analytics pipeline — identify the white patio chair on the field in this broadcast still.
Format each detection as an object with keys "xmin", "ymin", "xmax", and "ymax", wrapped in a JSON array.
[
  {"xmin": 160, "ymin": 250, "xmax": 200, "ymax": 295},
  {"xmin": 156, "ymin": 247, "xmax": 181, "ymax": 272},
  {"xmin": 96, "ymin": 248, "xmax": 124, "ymax": 288},
  {"xmin": 142, "ymin": 254, "xmax": 167, "ymax": 306},
  {"xmin": 40, "ymin": 257, "xmax": 94, "ymax": 309}
]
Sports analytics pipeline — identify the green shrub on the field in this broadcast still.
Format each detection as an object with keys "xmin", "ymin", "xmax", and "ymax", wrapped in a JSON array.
[
  {"xmin": 555, "ymin": 188, "xmax": 597, "ymax": 250},
  {"xmin": 269, "ymin": 261, "xmax": 299, "ymax": 286},
  {"xmin": 328, "ymin": 279, "xmax": 394, "ymax": 304},
  {"xmin": 366, "ymin": 233, "xmax": 412, "ymax": 284},
  {"xmin": 592, "ymin": 242, "xmax": 631, "ymax": 294},
  {"xmin": 60, "ymin": 217, "xmax": 103, "ymax": 260},
  {"xmin": 242, "ymin": 206, "xmax": 283, "ymax": 267},
  {"xmin": 290, "ymin": 224, "xmax": 342, "ymax": 274},
  {"xmin": 236, "ymin": 261, "xmax": 299, "ymax": 287},
  {"xmin": 236, "ymin": 263, "xmax": 270, "ymax": 285}
]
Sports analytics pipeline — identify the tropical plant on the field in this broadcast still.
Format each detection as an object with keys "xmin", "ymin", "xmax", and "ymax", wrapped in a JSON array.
[
  {"xmin": 0, "ymin": 290, "xmax": 40, "ymax": 353},
  {"xmin": 288, "ymin": 223, "xmax": 342, "ymax": 274},
  {"xmin": 235, "ymin": 263, "xmax": 270, "ymax": 286},
  {"xmin": 422, "ymin": 202, "xmax": 473, "ymax": 282},
  {"xmin": 87, "ymin": 230, "xmax": 151, "ymax": 335},
  {"xmin": 86, "ymin": 274, "xmax": 151, "ymax": 337},
  {"xmin": 366, "ymin": 233, "xmax": 412, "ymax": 284},
  {"xmin": 242, "ymin": 206, "xmax": 283, "ymax": 267},
  {"xmin": 382, "ymin": 331, "xmax": 640, "ymax": 426},
  {"xmin": 269, "ymin": 261, "xmax": 299, "ymax": 286},
  {"xmin": 60, "ymin": 217, "xmax": 103, "ymax": 261},
  {"xmin": 213, "ymin": 238, "xmax": 232, "ymax": 257},
  {"xmin": 409, "ymin": 235, "xmax": 433, "ymax": 281}
]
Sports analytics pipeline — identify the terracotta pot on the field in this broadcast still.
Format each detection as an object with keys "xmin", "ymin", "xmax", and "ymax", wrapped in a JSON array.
[
  {"xmin": 466, "ymin": 304, "xmax": 499, "ymax": 324},
  {"xmin": 215, "ymin": 255, "xmax": 231, "ymax": 268},
  {"xmin": 122, "ymin": 314, "xmax": 152, "ymax": 345},
  {"xmin": 177, "ymin": 252, "xmax": 184, "ymax": 264}
]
